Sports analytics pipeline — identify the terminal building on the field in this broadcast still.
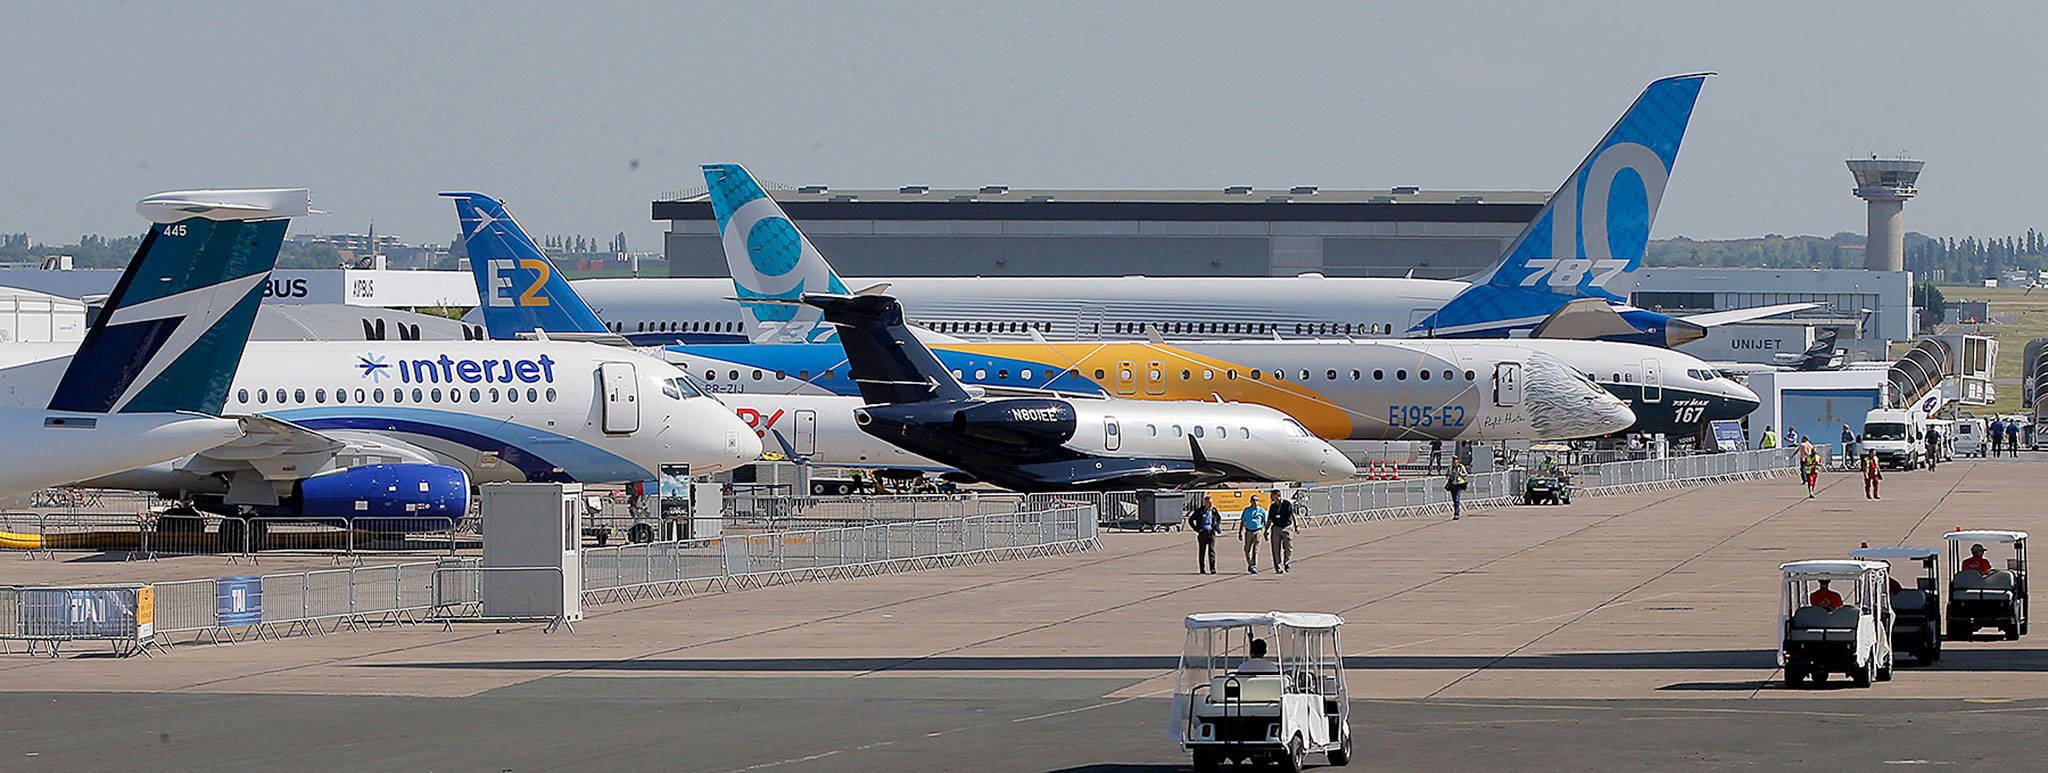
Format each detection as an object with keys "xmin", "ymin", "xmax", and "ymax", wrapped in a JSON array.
[{"xmin": 654, "ymin": 185, "xmax": 1547, "ymax": 279}]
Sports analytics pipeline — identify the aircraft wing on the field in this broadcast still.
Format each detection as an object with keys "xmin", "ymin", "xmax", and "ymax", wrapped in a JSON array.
[
  {"xmin": 1678, "ymin": 302, "xmax": 1822, "ymax": 328},
  {"xmin": 173, "ymin": 415, "xmax": 445, "ymax": 505}
]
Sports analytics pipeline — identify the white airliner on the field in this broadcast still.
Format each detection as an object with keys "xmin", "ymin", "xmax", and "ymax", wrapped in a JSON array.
[
  {"xmin": 565, "ymin": 74, "xmax": 1809, "ymax": 351},
  {"xmin": 0, "ymin": 188, "xmax": 305, "ymax": 497}
]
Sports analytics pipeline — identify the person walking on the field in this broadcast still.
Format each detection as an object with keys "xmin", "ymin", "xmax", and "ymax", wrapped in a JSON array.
[
  {"xmin": 1187, "ymin": 494, "xmax": 1219, "ymax": 574},
  {"xmin": 1239, "ymin": 494, "xmax": 1268, "ymax": 573},
  {"xmin": 1990, "ymin": 418, "xmax": 2004, "ymax": 457},
  {"xmin": 1267, "ymin": 490, "xmax": 1295, "ymax": 574},
  {"xmin": 2006, "ymin": 420, "xmax": 2021, "ymax": 456},
  {"xmin": 1446, "ymin": 456, "xmax": 1469, "ymax": 519},
  {"xmin": 1841, "ymin": 425, "xmax": 1856, "ymax": 458},
  {"xmin": 1801, "ymin": 447, "xmax": 1822, "ymax": 497},
  {"xmin": 1862, "ymin": 452, "xmax": 1883, "ymax": 500},
  {"xmin": 1760, "ymin": 425, "xmax": 1779, "ymax": 449},
  {"xmin": 1925, "ymin": 428, "xmax": 1941, "ymax": 470}
]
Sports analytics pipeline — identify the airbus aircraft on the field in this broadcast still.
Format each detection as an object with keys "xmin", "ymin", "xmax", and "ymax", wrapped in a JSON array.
[
  {"xmin": 565, "ymin": 74, "xmax": 1806, "ymax": 350},
  {"xmin": 0, "ymin": 189, "xmax": 303, "ymax": 497},
  {"xmin": 809, "ymin": 292, "xmax": 1354, "ymax": 490}
]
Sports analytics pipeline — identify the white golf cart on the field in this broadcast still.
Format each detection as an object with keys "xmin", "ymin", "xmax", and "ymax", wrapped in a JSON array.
[
  {"xmin": 1172, "ymin": 612, "xmax": 1351, "ymax": 772},
  {"xmin": 1779, "ymin": 560, "xmax": 1894, "ymax": 688},
  {"xmin": 1945, "ymin": 530, "xmax": 2029, "ymax": 640},
  {"xmin": 1849, "ymin": 546, "xmax": 1943, "ymax": 663}
]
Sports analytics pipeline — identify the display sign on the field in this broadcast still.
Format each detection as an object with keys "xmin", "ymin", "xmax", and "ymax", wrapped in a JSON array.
[
  {"xmin": 216, "ymin": 576, "xmax": 264, "ymax": 627},
  {"xmin": 1709, "ymin": 420, "xmax": 1748, "ymax": 452}
]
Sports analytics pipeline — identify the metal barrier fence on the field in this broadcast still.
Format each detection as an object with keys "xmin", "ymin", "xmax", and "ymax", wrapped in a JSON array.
[
  {"xmin": 1296, "ymin": 471, "xmax": 1522, "ymax": 525},
  {"xmin": 1573, "ymin": 447, "xmax": 1796, "ymax": 495},
  {"xmin": 580, "ymin": 505, "xmax": 1099, "ymax": 604},
  {"xmin": 1, "ymin": 510, "xmax": 471, "ymax": 561}
]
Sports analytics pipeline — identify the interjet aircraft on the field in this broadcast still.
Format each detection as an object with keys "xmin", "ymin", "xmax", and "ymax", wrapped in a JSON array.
[
  {"xmin": 0, "ymin": 189, "xmax": 305, "ymax": 497},
  {"xmin": 563, "ymin": 74, "xmax": 1809, "ymax": 350}
]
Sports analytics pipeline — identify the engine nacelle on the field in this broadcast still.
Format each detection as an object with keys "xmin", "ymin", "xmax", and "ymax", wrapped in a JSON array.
[
  {"xmin": 271, "ymin": 463, "xmax": 471, "ymax": 532},
  {"xmin": 951, "ymin": 399, "xmax": 1078, "ymax": 447}
]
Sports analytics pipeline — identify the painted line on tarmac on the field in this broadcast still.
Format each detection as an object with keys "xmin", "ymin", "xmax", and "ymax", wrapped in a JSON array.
[
  {"xmin": 1415, "ymin": 476, "xmax": 1846, "ymax": 700},
  {"xmin": 1896, "ymin": 463, "xmax": 1976, "ymax": 546}
]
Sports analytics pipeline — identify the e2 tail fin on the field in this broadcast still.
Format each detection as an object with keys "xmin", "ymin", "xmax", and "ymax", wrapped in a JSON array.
[
  {"xmin": 47, "ymin": 188, "xmax": 307, "ymax": 415},
  {"xmin": 703, "ymin": 163, "xmax": 850, "ymax": 344},
  {"xmin": 444, "ymin": 192, "xmax": 611, "ymax": 339},
  {"xmin": 802, "ymin": 293, "xmax": 969, "ymax": 405},
  {"xmin": 1417, "ymin": 73, "xmax": 1710, "ymax": 337}
]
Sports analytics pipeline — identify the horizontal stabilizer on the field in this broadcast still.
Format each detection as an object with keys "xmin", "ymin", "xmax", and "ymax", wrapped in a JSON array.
[{"xmin": 1679, "ymin": 302, "xmax": 1822, "ymax": 328}]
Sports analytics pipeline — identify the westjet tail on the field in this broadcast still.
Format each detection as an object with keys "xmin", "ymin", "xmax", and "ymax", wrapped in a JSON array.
[
  {"xmin": 0, "ymin": 188, "xmax": 308, "ymax": 496},
  {"xmin": 1417, "ymin": 73, "xmax": 1710, "ymax": 342}
]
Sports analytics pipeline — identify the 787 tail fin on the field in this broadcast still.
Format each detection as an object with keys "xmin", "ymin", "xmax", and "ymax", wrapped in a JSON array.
[
  {"xmin": 444, "ymin": 192, "xmax": 613, "ymax": 339},
  {"xmin": 1416, "ymin": 73, "xmax": 1711, "ymax": 337},
  {"xmin": 704, "ymin": 163, "xmax": 850, "ymax": 343},
  {"xmin": 47, "ymin": 188, "xmax": 307, "ymax": 415}
]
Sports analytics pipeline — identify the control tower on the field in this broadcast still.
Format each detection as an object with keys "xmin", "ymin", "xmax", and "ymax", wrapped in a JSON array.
[{"xmin": 1847, "ymin": 157, "xmax": 1923, "ymax": 272}]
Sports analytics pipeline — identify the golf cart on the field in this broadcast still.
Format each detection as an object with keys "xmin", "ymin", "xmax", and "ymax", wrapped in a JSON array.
[
  {"xmin": 1172, "ymin": 612, "xmax": 1351, "ymax": 771},
  {"xmin": 1778, "ymin": 560, "xmax": 1894, "ymax": 688},
  {"xmin": 1945, "ymin": 530, "xmax": 2029, "ymax": 641},
  {"xmin": 1849, "ymin": 546, "xmax": 1942, "ymax": 663},
  {"xmin": 1522, "ymin": 456, "xmax": 1571, "ymax": 505}
]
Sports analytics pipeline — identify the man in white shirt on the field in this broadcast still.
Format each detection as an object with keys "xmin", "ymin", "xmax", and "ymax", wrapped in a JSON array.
[{"xmin": 1237, "ymin": 638, "xmax": 1280, "ymax": 675}]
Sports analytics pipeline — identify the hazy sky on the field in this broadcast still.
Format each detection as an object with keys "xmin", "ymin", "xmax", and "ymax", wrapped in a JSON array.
[{"xmin": 5, "ymin": 2, "xmax": 2044, "ymax": 248}]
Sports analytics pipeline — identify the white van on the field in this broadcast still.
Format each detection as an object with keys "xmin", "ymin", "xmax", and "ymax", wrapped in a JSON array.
[
  {"xmin": 1862, "ymin": 408, "xmax": 1926, "ymax": 470},
  {"xmin": 1952, "ymin": 417, "xmax": 1986, "ymax": 458}
]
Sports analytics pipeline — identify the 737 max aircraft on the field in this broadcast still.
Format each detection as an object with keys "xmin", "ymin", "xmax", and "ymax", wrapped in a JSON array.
[
  {"xmin": 0, "ymin": 189, "xmax": 301, "ymax": 497},
  {"xmin": 565, "ymin": 74, "xmax": 1811, "ymax": 350},
  {"xmin": 681, "ymin": 164, "xmax": 1752, "ymax": 439}
]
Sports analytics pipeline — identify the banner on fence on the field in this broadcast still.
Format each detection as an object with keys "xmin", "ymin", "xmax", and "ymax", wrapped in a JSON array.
[
  {"xmin": 21, "ymin": 585, "xmax": 151, "ymax": 640},
  {"xmin": 217, "ymin": 576, "xmax": 263, "ymax": 627}
]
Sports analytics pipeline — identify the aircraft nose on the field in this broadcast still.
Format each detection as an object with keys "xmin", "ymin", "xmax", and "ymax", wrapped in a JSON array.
[
  {"xmin": 1321, "ymin": 447, "xmax": 1358, "ymax": 480},
  {"xmin": 1595, "ymin": 393, "xmax": 1637, "ymax": 430}
]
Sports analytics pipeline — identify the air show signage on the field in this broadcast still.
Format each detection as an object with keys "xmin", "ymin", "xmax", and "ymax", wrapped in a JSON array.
[{"xmin": 18, "ymin": 584, "xmax": 154, "ymax": 645}]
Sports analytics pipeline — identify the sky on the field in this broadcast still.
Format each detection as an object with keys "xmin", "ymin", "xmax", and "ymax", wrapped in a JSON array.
[{"xmin": 3, "ymin": 2, "xmax": 2044, "ymax": 248}]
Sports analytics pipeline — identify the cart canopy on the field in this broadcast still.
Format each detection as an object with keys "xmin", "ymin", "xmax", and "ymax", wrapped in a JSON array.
[
  {"xmin": 1781, "ymin": 559, "xmax": 1890, "ymax": 579},
  {"xmin": 1947, "ymin": 530, "xmax": 2027, "ymax": 544},
  {"xmin": 1184, "ymin": 611, "xmax": 1344, "ymax": 630},
  {"xmin": 1850, "ymin": 547, "xmax": 1940, "ymax": 561}
]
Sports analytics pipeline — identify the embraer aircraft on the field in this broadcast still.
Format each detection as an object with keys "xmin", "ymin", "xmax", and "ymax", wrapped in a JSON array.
[
  {"xmin": 566, "ymin": 74, "xmax": 1807, "ymax": 350},
  {"xmin": 449, "ymin": 190, "xmax": 940, "ymax": 473},
  {"xmin": 454, "ymin": 192, "xmax": 1633, "ymax": 443},
  {"xmin": 0, "ymin": 188, "xmax": 303, "ymax": 497},
  {"xmin": 807, "ymin": 292, "xmax": 1354, "ymax": 491}
]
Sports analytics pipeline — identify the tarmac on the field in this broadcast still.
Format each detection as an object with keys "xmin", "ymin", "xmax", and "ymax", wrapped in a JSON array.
[{"xmin": 4, "ymin": 457, "xmax": 2047, "ymax": 770}]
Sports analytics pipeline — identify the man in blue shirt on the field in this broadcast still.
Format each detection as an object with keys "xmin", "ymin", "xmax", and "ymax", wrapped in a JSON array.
[{"xmin": 1240, "ymin": 494, "xmax": 1268, "ymax": 574}]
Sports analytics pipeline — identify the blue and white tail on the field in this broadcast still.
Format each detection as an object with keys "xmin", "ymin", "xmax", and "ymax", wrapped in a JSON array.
[
  {"xmin": 1415, "ymin": 73, "xmax": 1711, "ymax": 337},
  {"xmin": 703, "ymin": 163, "xmax": 851, "ymax": 343},
  {"xmin": 445, "ymin": 192, "xmax": 612, "ymax": 339},
  {"xmin": 47, "ymin": 189, "xmax": 306, "ymax": 414}
]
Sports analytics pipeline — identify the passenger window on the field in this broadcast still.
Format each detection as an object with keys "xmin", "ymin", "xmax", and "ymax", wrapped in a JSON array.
[
  {"xmin": 1251, "ymin": 370, "xmax": 1262, "ymax": 380},
  {"xmin": 372, "ymin": 388, "xmax": 383, "ymax": 402},
  {"xmin": 1227, "ymin": 370, "xmax": 1237, "ymax": 380},
  {"xmin": 431, "ymin": 388, "xmax": 443, "ymax": 402},
  {"xmin": 1147, "ymin": 424, "xmax": 1158, "ymax": 436},
  {"xmin": 491, "ymin": 388, "xmax": 501, "ymax": 402},
  {"xmin": 1420, "ymin": 370, "xmax": 1430, "ymax": 381},
  {"xmin": 775, "ymin": 370, "xmax": 786, "ymax": 380},
  {"xmin": 1326, "ymin": 369, "xmax": 1337, "ymax": 380},
  {"xmin": 751, "ymin": 370, "xmax": 762, "ymax": 381},
  {"xmin": 275, "ymin": 389, "xmax": 286, "ymax": 403},
  {"xmin": 316, "ymin": 389, "xmax": 327, "ymax": 403},
  {"xmin": 1094, "ymin": 369, "xmax": 1106, "ymax": 380},
  {"xmin": 1000, "ymin": 369, "xmax": 1011, "ymax": 380},
  {"xmin": 1203, "ymin": 369, "xmax": 1214, "ymax": 381},
  {"xmin": 1444, "ymin": 370, "xmax": 1455, "ymax": 381},
  {"xmin": 798, "ymin": 370, "xmax": 810, "ymax": 380},
  {"xmin": 1350, "ymin": 370, "xmax": 1360, "ymax": 380},
  {"xmin": 1193, "ymin": 426, "xmax": 1204, "ymax": 438},
  {"xmin": 412, "ymin": 388, "xmax": 424, "ymax": 402},
  {"xmin": 1300, "ymin": 370, "xmax": 1310, "ymax": 381},
  {"xmin": 705, "ymin": 370, "xmax": 716, "ymax": 381},
  {"xmin": 237, "ymin": 389, "xmax": 249, "ymax": 403},
  {"xmin": 256, "ymin": 389, "xmax": 267, "ymax": 404},
  {"xmin": 294, "ymin": 389, "xmax": 306, "ymax": 403},
  {"xmin": 451, "ymin": 389, "xmax": 463, "ymax": 403},
  {"xmin": 1181, "ymin": 369, "xmax": 1191, "ymax": 381},
  {"xmin": 823, "ymin": 370, "xmax": 834, "ymax": 380},
  {"xmin": 470, "ymin": 388, "xmax": 481, "ymax": 402},
  {"xmin": 546, "ymin": 388, "xmax": 557, "ymax": 401},
  {"xmin": 729, "ymin": 370, "xmax": 740, "ymax": 381},
  {"xmin": 1173, "ymin": 425, "xmax": 1184, "ymax": 437},
  {"xmin": 1465, "ymin": 370, "xmax": 1476, "ymax": 381},
  {"xmin": 1240, "ymin": 427, "xmax": 1250, "ymax": 438},
  {"xmin": 1022, "ymin": 370, "xmax": 1034, "ymax": 381},
  {"xmin": 1374, "ymin": 370, "xmax": 1384, "ymax": 380},
  {"xmin": 975, "ymin": 369, "xmax": 988, "ymax": 380},
  {"xmin": 1396, "ymin": 370, "xmax": 1407, "ymax": 381},
  {"xmin": 508, "ymin": 388, "xmax": 520, "ymax": 403}
]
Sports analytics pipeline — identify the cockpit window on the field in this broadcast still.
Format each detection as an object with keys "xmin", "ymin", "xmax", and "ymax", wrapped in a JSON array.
[
  {"xmin": 661, "ymin": 379, "xmax": 682, "ymax": 400},
  {"xmin": 1282, "ymin": 419, "xmax": 1311, "ymax": 437},
  {"xmin": 673, "ymin": 373, "xmax": 707, "ymax": 398}
]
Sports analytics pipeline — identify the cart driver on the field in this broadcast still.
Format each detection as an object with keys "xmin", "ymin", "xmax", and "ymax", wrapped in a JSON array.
[
  {"xmin": 1809, "ymin": 580, "xmax": 1845, "ymax": 610},
  {"xmin": 1237, "ymin": 638, "xmax": 1281, "ymax": 675},
  {"xmin": 1962, "ymin": 544, "xmax": 1994, "ymax": 576}
]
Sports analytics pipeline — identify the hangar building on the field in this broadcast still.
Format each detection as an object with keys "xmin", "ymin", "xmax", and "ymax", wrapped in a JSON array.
[{"xmin": 654, "ymin": 185, "xmax": 1547, "ymax": 279}]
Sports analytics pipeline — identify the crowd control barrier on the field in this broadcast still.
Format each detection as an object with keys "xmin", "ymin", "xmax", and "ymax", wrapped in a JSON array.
[{"xmin": 1572, "ymin": 447, "xmax": 1796, "ymax": 496}]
